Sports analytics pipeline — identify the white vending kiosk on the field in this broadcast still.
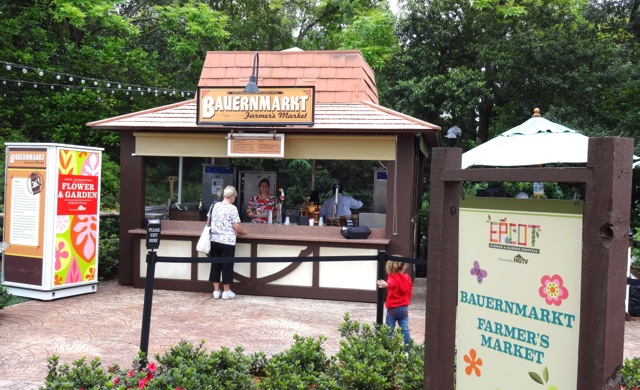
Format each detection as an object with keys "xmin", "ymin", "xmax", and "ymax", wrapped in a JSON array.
[{"xmin": 2, "ymin": 143, "xmax": 103, "ymax": 300}]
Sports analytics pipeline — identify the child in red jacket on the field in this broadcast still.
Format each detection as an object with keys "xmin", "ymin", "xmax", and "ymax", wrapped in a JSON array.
[{"xmin": 377, "ymin": 260, "xmax": 413, "ymax": 347}]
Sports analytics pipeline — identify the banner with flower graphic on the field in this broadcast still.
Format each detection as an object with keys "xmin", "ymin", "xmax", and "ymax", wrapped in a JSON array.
[
  {"xmin": 457, "ymin": 197, "xmax": 583, "ymax": 389},
  {"xmin": 54, "ymin": 149, "xmax": 101, "ymax": 287}
]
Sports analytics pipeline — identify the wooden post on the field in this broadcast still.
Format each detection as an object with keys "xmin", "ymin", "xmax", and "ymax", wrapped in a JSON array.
[
  {"xmin": 424, "ymin": 147, "xmax": 461, "ymax": 389},
  {"xmin": 578, "ymin": 137, "xmax": 633, "ymax": 389},
  {"xmin": 169, "ymin": 176, "xmax": 175, "ymax": 201}
]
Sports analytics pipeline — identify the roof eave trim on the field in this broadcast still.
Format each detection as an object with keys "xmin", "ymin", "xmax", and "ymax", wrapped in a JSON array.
[
  {"xmin": 360, "ymin": 100, "xmax": 441, "ymax": 131},
  {"xmin": 86, "ymin": 99, "xmax": 196, "ymax": 127}
]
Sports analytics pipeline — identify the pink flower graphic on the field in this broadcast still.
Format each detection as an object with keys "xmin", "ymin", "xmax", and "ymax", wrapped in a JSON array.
[
  {"xmin": 539, "ymin": 274, "xmax": 569, "ymax": 306},
  {"xmin": 65, "ymin": 257, "xmax": 82, "ymax": 284}
]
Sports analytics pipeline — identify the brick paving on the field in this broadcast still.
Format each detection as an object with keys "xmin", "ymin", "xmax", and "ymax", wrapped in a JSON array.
[{"xmin": 0, "ymin": 278, "xmax": 638, "ymax": 389}]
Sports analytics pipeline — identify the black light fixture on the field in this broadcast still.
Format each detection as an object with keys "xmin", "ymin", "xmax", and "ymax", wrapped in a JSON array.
[{"xmin": 243, "ymin": 51, "xmax": 260, "ymax": 93}]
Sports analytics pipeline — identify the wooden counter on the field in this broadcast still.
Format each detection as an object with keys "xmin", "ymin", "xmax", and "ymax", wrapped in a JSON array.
[
  {"xmin": 130, "ymin": 220, "xmax": 388, "ymax": 244},
  {"xmin": 129, "ymin": 220, "xmax": 389, "ymax": 302}
]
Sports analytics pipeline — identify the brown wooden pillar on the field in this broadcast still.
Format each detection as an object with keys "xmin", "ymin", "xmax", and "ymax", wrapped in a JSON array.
[
  {"xmin": 387, "ymin": 134, "xmax": 419, "ymax": 258},
  {"xmin": 578, "ymin": 137, "xmax": 633, "ymax": 389},
  {"xmin": 118, "ymin": 130, "xmax": 145, "ymax": 285},
  {"xmin": 424, "ymin": 147, "xmax": 460, "ymax": 390}
]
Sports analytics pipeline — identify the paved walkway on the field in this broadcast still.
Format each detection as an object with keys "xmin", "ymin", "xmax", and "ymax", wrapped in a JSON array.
[{"xmin": 0, "ymin": 278, "xmax": 638, "ymax": 389}]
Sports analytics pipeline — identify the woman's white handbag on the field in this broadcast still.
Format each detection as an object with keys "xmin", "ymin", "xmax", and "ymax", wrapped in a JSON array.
[{"xmin": 196, "ymin": 226, "xmax": 211, "ymax": 254}]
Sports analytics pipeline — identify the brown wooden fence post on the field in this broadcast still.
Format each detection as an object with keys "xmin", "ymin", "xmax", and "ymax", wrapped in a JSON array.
[
  {"xmin": 425, "ymin": 147, "xmax": 461, "ymax": 389},
  {"xmin": 578, "ymin": 137, "xmax": 633, "ymax": 389}
]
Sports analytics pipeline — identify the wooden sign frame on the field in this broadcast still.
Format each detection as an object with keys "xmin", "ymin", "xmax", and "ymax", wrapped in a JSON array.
[{"xmin": 425, "ymin": 138, "xmax": 633, "ymax": 389}]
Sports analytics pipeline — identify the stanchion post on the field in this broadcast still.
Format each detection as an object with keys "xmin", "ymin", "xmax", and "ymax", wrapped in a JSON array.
[
  {"xmin": 376, "ymin": 250, "xmax": 386, "ymax": 325},
  {"xmin": 139, "ymin": 250, "xmax": 156, "ymax": 368},
  {"xmin": 139, "ymin": 218, "xmax": 161, "ymax": 368}
]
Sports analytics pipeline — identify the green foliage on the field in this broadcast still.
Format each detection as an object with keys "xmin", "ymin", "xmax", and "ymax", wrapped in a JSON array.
[
  {"xmin": 44, "ymin": 355, "xmax": 113, "ymax": 389},
  {"xmin": 152, "ymin": 341, "xmax": 254, "ymax": 389},
  {"xmin": 259, "ymin": 335, "xmax": 330, "ymax": 389},
  {"xmin": 329, "ymin": 313, "xmax": 422, "ymax": 389},
  {"xmin": 42, "ymin": 314, "xmax": 429, "ymax": 389},
  {"xmin": 338, "ymin": 8, "xmax": 399, "ymax": 71},
  {"xmin": 0, "ymin": 283, "xmax": 13, "ymax": 309},
  {"xmin": 383, "ymin": 0, "xmax": 640, "ymax": 156},
  {"xmin": 621, "ymin": 357, "xmax": 640, "ymax": 388},
  {"xmin": 100, "ymin": 154, "xmax": 120, "ymax": 210},
  {"xmin": 98, "ymin": 216, "xmax": 119, "ymax": 280}
]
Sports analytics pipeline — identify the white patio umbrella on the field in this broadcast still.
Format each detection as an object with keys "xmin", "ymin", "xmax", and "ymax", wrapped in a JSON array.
[{"xmin": 461, "ymin": 108, "xmax": 634, "ymax": 168}]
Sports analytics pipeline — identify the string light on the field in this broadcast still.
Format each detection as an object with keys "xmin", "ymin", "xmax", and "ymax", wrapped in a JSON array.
[
  {"xmin": 0, "ymin": 77, "xmax": 194, "ymax": 99},
  {"xmin": 0, "ymin": 60, "xmax": 193, "ymax": 98}
]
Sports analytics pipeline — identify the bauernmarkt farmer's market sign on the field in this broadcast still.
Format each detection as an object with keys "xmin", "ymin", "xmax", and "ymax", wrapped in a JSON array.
[{"xmin": 197, "ymin": 87, "xmax": 315, "ymax": 126}]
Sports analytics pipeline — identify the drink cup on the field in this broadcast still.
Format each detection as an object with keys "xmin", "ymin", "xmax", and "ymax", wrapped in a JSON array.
[
  {"xmin": 309, "ymin": 218, "xmax": 315, "ymax": 226},
  {"xmin": 284, "ymin": 216, "xmax": 290, "ymax": 225}
]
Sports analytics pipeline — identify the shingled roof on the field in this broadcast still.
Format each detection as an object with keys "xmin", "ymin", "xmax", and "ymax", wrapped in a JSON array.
[
  {"xmin": 87, "ymin": 49, "xmax": 440, "ymax": 144},
  {"xmin": 199, "ymin": 50, "xmax": 378, "ymax": 104}
]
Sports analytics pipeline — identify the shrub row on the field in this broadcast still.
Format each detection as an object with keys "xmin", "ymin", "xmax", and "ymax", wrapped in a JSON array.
[
  {"xmin": 43, "ymin": 314, "xmax": 424, "ymax": 390},
  {"xmin": 40, "ymin": 314, "xmax": 640, "ymax": 389}
]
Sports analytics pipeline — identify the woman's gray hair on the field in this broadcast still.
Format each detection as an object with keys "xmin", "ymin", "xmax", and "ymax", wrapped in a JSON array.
[{"xmin": 223, "ymin": 185, "xmax": 238, "ymax": 198}]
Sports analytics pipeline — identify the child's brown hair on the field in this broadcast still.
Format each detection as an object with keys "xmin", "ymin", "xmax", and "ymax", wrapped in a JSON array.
[{"xmin": 385, "ymin": 260, "xmax": 406, "ymax": 275}]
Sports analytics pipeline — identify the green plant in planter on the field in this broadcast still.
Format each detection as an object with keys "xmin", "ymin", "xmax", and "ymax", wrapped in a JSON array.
[{"xmin": 0, "ymin": 283, "xmax": 13, "ymax": 309}]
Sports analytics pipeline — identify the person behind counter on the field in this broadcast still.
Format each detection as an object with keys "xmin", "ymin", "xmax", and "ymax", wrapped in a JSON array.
[
  {"xmin": 319, "ymin": 185, "xmax": 363, "ymax": 218},
  {"xmin": 247, "ymin": 178, "xmax": 276, "ymax": 223},
  {"xmin": 208, "ymin": 185, "xmax": 248, "ymax": 300}
]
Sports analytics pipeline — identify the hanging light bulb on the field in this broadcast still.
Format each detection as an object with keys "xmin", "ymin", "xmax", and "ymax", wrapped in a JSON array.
[
  {"xmin": 140, "ymin": 91, "xmax": 144, "ymax": 95},
  {"xmin": 22, "ymin": 68, "xmax": 28, "ymax": 74},
  {"xmin": 50, "ymin": 85, "xmax": 54, "ymax": 89},
  {"xmin": 94, "ymin": 81, "xmax": 98, "ymax": 86},
  {"xmin": 66, "ymin": 87, "xmax": 70, "ymax": 91},
  {"xmin": 127, "ymin": 86, "xmax": 131, "ymax": 90},
  {"xmin": 17, "ymin": 82, "xmax": 21, "ymax": 86},
  {"xmin": 6, "ymin": 64, "xmax": 11, "ymax": 70},
  {"xmin": 118, "ymin": 84, "xmax": 121, "ymax": 88},
  {"xmin": 33, "ymin": 84, "xmax": 38, "ymax": 88},
  {"xmin": 106, "ymin": 82, "xmax": 111, "ymax": 87},
  {"xmin": 69, "ymin": 76, "xmax": 74, "ymax": 81},
  {"xmin": 38, "ymin": 70, "xmax": 43, "ymax": 76},
  {"xmin": 56, "ymin": 74, "xmax": 61, "ymax": 80},
  {"xmin": 81, "ymin": 79, "xmax": 85, "ymax": 84}
]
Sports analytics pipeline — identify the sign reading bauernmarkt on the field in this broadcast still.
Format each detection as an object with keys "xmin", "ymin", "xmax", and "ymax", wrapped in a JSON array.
[{"xmin": 197, "ymin": 86, "xmax": 315, "ymax": 126}]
